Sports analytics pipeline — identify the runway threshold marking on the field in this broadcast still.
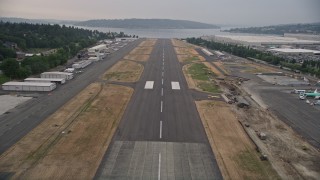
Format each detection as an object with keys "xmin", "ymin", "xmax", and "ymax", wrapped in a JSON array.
[
  {"xmin": 158, "ymin": 153, "xmax": 161, "ymax": 180},
  {"xmin": 160, "ymin": 121, "xmax": 163, "ymax": 138},
  {"xmin": 171, "ymin": 81, "xmax": 181, "ymax": 90},
  {"xmin": 144, "ymin": 81, "xmax": 154, "ymax": 89},
  {"xmin": 161, "ymin": 101, "xmax": 163, "ymax": 112}
]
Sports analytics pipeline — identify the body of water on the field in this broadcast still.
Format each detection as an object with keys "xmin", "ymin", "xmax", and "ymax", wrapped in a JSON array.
[{"xmin": 77, "ymin": 26, "xmax": 231, "ymax": 38}]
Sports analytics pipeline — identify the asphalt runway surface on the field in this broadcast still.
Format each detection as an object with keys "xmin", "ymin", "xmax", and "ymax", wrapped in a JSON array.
[
  {"xmin": 259, "ymin": 89, "xmax": 320, "ymax": 148},
  {"xmin": 0, "ymin": 39, "xmax": 142, "ymax": 154},
  {"xmin": 95, "ymin": 39, "xmax": 222, "ymax": 179}
]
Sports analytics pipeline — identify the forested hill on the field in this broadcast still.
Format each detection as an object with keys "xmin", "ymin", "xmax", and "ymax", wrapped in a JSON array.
[
  {"xmin": 74, "ymin": 19, "xmax": 220, "ymax": 29},
  {"xmin": 224, "ymin": 23, "xmax": 320, "ymax": 35},
  {"xmin": 0, "ymin": 22, "xmax": 108, "ymax": 50}
]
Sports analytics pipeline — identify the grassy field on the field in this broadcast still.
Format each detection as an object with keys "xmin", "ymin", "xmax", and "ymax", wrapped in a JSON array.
[
  {"xmin": 184, "ymin": 63, "xmax": 220, "ymax": 94},
  {"xmin": 188, "ymin": 63, "xmax": 213, "ymax": 81},
  {"xmin": 198, "ymin": 82, "xmax": 221, "ymax": 93},
  {"xmin": 102, "ymin": 60, "xmax": 143, "ymax": 82}
]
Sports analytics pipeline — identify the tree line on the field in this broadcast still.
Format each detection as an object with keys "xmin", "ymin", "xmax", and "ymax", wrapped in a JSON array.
[{"xmin": 186, "ymin": 37, "xmax": 320, "ymax": 77}]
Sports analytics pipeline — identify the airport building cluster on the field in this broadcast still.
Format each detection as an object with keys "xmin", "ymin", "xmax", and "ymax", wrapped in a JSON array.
[
  {"xmin": 205, "ymin": 35, "xmax": 320, "ymax": 47},
  {"xmin": 203, "ymin": 34, "xmax": 320, "ymax": 63},
  {"xmin": 1, "ymin": 38, "xmax": 136, "ymax": 92}
]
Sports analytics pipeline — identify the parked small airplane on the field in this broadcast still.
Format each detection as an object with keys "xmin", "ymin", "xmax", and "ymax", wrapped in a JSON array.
[{"xmin": 301, "ymin": 89, "xmax": 320, "ymax": 98}]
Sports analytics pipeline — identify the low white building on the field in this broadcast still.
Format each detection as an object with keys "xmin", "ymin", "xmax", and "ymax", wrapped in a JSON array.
[
  {"xmin": 268, "ymin": 48, "xmax": 320, "ymax": 55},
  {"xmin": 41, "ymin": 72, "xmax": 73, "ymax": 80},
  {"xmin": 205, "ymin": 35, "xmax": 320, "ymax": 47},
  {"xmin": 2, "ymin": 82, "xmax": 56, "ymax": 91},
  {"xmin": 72, "ymin": 60, "xmax": 92, "ymax": 69},
  {"xmin": 201, "ymin": 48, "xmax": 213, "ymax": 56},
  {"xmin": 24, "ymin": 78, "xmax": 66, "ymax": 84}
]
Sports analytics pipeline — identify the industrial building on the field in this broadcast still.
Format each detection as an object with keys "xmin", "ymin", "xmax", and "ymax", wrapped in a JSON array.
[
  {"xmin": 204, "ymin": 35, "xmax": 320, "ymax": 47},
  {"xmin": 214, "ymin": 51, "xmax": 225, "ymax": 58},
  {"xmin": 88, "ymin": 44, "xmax": 107, "ymax": 57},
  {"xmin": 88, "ymin": 44, "xmax": 107, "ymax": 53},
  {"xmin": 2, "ymin": 82, "xmax": 56, "ymax": 91},
  {"xmin": 201, "ymin": 48, "xmax": 213, "ymax": 56},
  {"xmin": 41, "ymin": 72, "xmax": 73, "ymax": 80},
  {"xmin": 24, "ymin": 78, "xmax": 66, "ymax": 84},
  {"xmin": 72, "ymin": 60, "xmax": 92, "ymax": 69},
  {"xmin": 268, "ymin": 48, "xmax": 320, "ymax": 55}
]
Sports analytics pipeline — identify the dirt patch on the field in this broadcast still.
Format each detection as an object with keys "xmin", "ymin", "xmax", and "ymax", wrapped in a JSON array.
[
  {"xmin": 124, "ymin": 54, "xmax": 149, "ymax": 62},
  {"xmin": 203, "ymin": 62, "xmax": 224, "ymax": 77},
  {"xmin": 213, "ymin": 62, "xmax": 229, "ymax": 75},
  {"xmin": 129, "ymin": 46, "xmax": 153, "ymax": 55},
  {"xmin": 177, "ymin": 54, "xmax": 204, "ymax": 63},
  {"xmin": 102, "ymin": 60, "xmax": 144, "ymax": 82},
  {"xmin": 139, "ymin": 39, "xmax": 157, "ymax": 47},
  {"xmin": 233, "ymin": 101, "xmax": 320, "ymax": 179},
  {"xmin": 174, "ymin": 47, "xmax": 198, "ymax": 56},
  {"xmin": 171, "ymin": 39, "xmax": 196, "ymax": 48},
  {"xmin": 196, "ymin": 100, "xmax": 280, "ymax": 180},
  {"xmin": 174, "ymin": 46, "xmax": 205, "ymax": 63},
  {"xmin": 0, "ymin": 83, "xmax": 133, "ymax": 179}
]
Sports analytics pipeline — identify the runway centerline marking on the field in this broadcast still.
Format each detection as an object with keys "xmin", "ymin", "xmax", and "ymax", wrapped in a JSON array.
[
  {"xmin": 160, "ymin": 121, "xmax": 163, "ymax": 138},
  {"xmin": 144, "ymin": 81, "xmax": 154, "ymax": 89},
  {"xmin": 161, "ymin": 79, "xmax": 164, "ymax": 85},
  {"xmin": 161, "ymin": 101, "xmax": 163, "ymax": 112},
  {"xmin": 162, "ymin": 72, "xmax": 164, "ymax": 77},
  {"xmin": 161, "ymin": 88, "xmax": 163, "ymax": 96},
  {"xmin": 171, "ymin": 81, "xmax": 181, "ymax": 90},
  {"xmin": 158, "ymin": 153, "xmax": 161, "ymax": 180}
]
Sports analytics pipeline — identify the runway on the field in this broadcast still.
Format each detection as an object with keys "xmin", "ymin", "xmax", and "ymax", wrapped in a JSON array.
[{"xmin": 95, "ymin": 39, "xmax": 222, "ymax": 179}]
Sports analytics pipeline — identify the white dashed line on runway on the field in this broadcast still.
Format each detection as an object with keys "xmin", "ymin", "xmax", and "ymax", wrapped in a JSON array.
[{"xmin": 160, "ymin": 121, "xmax": 163, "ymax": 139}]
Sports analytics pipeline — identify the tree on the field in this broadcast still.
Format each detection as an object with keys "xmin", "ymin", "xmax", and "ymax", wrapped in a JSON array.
[{"xmin": 0, "ymin": 58, "xmax": 19, "ymax": 78}]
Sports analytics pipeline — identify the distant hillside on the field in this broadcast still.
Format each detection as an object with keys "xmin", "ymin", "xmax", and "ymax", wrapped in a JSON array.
[
  {"xmin": 74, "ymin": 19, "xmax": 219, "ymax": 29},
  {"xmin": 0, "ymin": 17, "xmax": 78, "ymax": 25},
  {"xmin": 224, "ymin": 23, "xmax": 320, "ymax": 35}
]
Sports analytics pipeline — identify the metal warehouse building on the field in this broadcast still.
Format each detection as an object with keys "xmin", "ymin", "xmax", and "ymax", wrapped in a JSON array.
[
  {"xmin": 24, "ymin": 78, "xmax": 66, "ymax": 84},
  {"xmin": 2, "ymin": 82, "xmax": 56, "ymax": 91},
  {"xmin": 41, "ymin": 72, "xmax": 73, "ymax": 80}
]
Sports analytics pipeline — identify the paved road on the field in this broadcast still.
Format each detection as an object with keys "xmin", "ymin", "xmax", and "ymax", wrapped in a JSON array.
[
  {"xmin": 95, "ymin": 39, "xmax": 222, "ymax": 179},
  {"xmin": 0, "ymin": 39, "xmax": 142, "ymax": 154}
]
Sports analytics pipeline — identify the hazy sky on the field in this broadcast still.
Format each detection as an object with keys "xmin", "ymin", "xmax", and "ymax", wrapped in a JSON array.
[{"xmin": 0, "ymin": 0, "xmax": 319, "ymax": 26}]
